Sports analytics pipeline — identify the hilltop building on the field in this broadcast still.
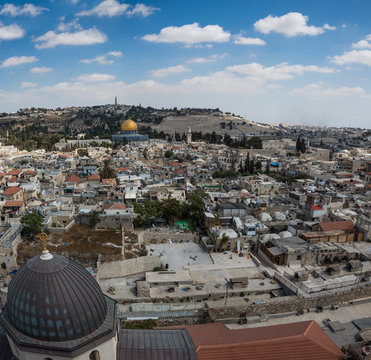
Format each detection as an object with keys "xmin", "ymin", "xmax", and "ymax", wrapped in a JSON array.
[
  {"xmin": 187, "ymin": 127, "xmax": 192, "ymax": 144},
  {"xmin": 112, "ymin": 119, "xmax": 149, "ymax": 145}
]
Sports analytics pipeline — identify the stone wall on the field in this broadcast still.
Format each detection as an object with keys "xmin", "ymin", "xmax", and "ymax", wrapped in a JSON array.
[
  {"xmin": 138, "ymin": 231, "xmax": 197, "ymax": 245},
  {"xmin": 97, "ymin": 255, "xmax": 162, "ymax": 280},
  {"xmin": 207, "ymin": 285, "xmax": 371, "ymax": 320}
]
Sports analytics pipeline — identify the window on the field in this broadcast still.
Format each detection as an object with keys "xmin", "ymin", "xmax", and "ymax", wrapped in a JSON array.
[
  {"xmin": 1, "ymin": 263, "xmax": 6, "ymax": 269},
  {"xmin": 89, "ymin": 350, "xmax": 100, "ymax": 360}
]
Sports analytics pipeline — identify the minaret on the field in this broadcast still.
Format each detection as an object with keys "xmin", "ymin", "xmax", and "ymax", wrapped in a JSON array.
[
  {"xmin": 187, "ymin": 127, "xmax": 192, "ymax": 144},
  {"xmin": 114, "ymin": 96, "xmax": 118, "ymax": 106}
]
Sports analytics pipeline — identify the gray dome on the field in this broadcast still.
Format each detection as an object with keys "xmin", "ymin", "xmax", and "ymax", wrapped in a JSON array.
[{"xmin": 7, "ymin": 252, "xmax": 107, "ymax": 342}]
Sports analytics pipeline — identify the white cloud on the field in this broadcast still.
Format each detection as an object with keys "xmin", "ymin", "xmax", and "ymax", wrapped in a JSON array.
[
  {"xmin": 81, "ymin": 55, "xmax": 113, "ymax": 65},
  {"xmin": 80, "ymin": 50, "xmax": 123, "ymax": 65},
  {"xmin": 127, "ymin": 3, "xmax": 159, "ymax": 17},
  {"xmin": 150, "ymin": 65, "xmax": 191, "ymax": 78},
  {"xmin": 0, "ymin": 22, "xmax": 25, "ymax": 40},
  {"xmin": 293, "ymin": 83, "xmax": 365, "ymax": 97},
  {"xmin": 267, "ymin": 83, "xmax": 282, "ymax": 90},
  {"xmin": 57, "ymin": 19, "xmax": 82, "ymax": 32},
  {"xmin": 352, "ymin": 34, "xmax": 371, "ymax": 49},
  {"xmin": 353, "ymin": 40, "xmax": 371, "ymax": 49},
  {"xmin": 254, "ymin": 12, "xmax": 335, "ymax": 37},
  {"xmin": 187, "ymin": 53, "xmax": 228, "ymax": 64},
  {"xmin": 331, "ymin": 50, "xmax": 371, "ymax": 66},
  {"xmin": 75, "ymin": 73, "xmax": 116, "ymax": 82},
  {"xmin": 142, "ymin": 23, "xmax": 231, "ymax": 44},
  {"xmin": 0, "ymin": 72, "xmax": 369, "ymax": 128},
  {"xmin": 180, "ymin": 71, "xmax": 265, "ymax": 93},
  {"xmin": 107, "ymin": 50, "xmax": 123, "ymax": 57},
  {"xmin": 0, "ymin": 3, "xmax": 48, "ymax": 17},
  {"xmin": 34, "ymin": 27, "xmax": 107, "ymax": 49},
  {"xmin": 233, "ymin": 35, "xmax": 266, "ymax": 45},
  {"xmin": 0, "ymin": 56, "xmax": 38, "ymax": 68},
  {"xmin": 227, "ymin": 62, "xmax": 335, "ymax": 81},
  {"xmin": 21, "ymin": 82, "xmax": 38, "ymax": 88},
  {"xmin": 77, "ymin": 1, "xmax": 159, "ymax": 18},
  {"xmin": 77, "ymin": 0, "xmax": 129, "ymax": 17},
  {"xmin": 30, "ymin": 67, "xmax": 53, "ymax": 73}
]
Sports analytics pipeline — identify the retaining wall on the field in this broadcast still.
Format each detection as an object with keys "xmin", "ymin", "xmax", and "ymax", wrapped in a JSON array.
[{"xmin": 97, "ymin": 255, "xmax": 162, "ymax": 280}]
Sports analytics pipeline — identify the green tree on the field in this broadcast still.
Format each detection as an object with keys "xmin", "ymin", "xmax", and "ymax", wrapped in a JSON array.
[
  {"xmin": 164, "ymin": 150, "xmax": 173, "ymax": 158},
  {"xmin": 221, "ymin": 233, "xmax": 230, "ymax": 245},
  {"xmin": 265, "ymin": 161, "xmax": 270, "ymax": 174},
  {"xmin": 300, "ymin": 138, "xmax": 306, "ymax": 153},
  {"xmin": 88, "ymin": 211, "xmax": 100, "ymax": 228},
  {"xmin": 21, "ymin": 212, "xmax": 44, "ymax": 237},
  {"xmin": 77, "ymin": 148, "xmax": 89, "ymax": 156},
  {"xmin": 133, "ymin": 200, "xmax": 160, "ymax": 228},
  {"xmin": 99, "ymin": 159, "xmax": 116, "ymax": 179},
  {"xmin": 184, "ymin": 190, "xmax": 208, "ymax": 230},
  {"xmin": 246, "ymin": 136, "xmax": 262, "ymax": 149},
  {"xmin": 296, "ymin": 136, "xmax": 306, "ymax": 153},
  {"xmin": 161, "ymin": 198, "xmax": 183, "ymax": 224},
  {"xmin": 256, "ymin": 160, "xmax": 262, "ymax": 172}
]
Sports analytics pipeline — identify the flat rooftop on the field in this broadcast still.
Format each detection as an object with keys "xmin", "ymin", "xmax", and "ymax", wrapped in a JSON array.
[{"xmin": 148, "ymin": 243, "xmax": 213, "ymax": 271}]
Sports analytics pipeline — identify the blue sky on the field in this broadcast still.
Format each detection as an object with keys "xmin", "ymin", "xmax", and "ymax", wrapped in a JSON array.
[{"xmin": 0, "ymin": 0, "xmax": 370, "ymax": 128}]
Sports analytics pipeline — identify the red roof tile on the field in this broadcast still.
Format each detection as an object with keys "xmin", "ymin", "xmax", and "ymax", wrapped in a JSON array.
[
  {"xmin": 320, "ymin": 221, "xmax": 354, "ymax": 232},
  {"xmin": 102, "ymin": 178, "xmax": 116, "ymax": 185},
  {"xmin": 4, "ymin": 201, "xmax": 23, "ymax": 207},
  {"xmin": 24, "ymin": 169, "xmax": 36, "ymax": 175},
  {"xmin": 88, "ymin": 174, "xmax": 100, "ymax": 180},
  {"xmin": 2, "ymin": 187, "xmax": 22, "ymax": 195},
  {"xmin": 7, "ymin": 169, "xmax": 22, "ymax": 176},
  {"xmin": 173, "ymin": 321, "xmax": 344, "ymax": 360},
  {"xmin": 116, "ymin": 167, "xmax": 129, "ymax": 172},
  {"xmin": 65, "ymin": 174, "xmax": 80, "ymax": 183},
  {"xmin": 103, "ymin": 202, "xmax": 126, "ymax": 210},
  {"xmin": 311, "ymin": 205, "xmax": 323, "ymax": 210}
]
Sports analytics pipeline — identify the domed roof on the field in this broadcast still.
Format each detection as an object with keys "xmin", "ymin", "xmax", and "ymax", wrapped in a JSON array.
[
  {"xmin": 121, "ymin": 118, "xmax": 138, "ymax": 131},
  {"xmin": 6, "ymin": 251, "xmax": 107, "ymax": 342}
]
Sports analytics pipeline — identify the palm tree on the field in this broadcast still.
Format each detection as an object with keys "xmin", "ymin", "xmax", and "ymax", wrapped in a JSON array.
[{"xmin": 99, "ymin": 159, "xmax": 115, "ymax": 179}]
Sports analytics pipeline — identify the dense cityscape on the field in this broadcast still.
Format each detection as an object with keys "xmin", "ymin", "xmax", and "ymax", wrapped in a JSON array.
[
  {"xmin": 1, "ymin": 0, "xmax": 371, "ymax": 359},
  {"xmin": 0, "ymin": 102, "xmax": 369, "ymax": 359}
]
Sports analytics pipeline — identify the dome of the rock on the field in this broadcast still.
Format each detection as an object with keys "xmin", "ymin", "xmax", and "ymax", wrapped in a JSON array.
[{"xmin": 121, "ymin": 119, "xmax": 138, "ymax": 131}]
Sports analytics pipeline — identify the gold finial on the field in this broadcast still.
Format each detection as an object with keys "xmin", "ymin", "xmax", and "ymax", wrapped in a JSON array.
[{"xmin": 37, "ymin": 230, "xmax": 48, "ymax": 251}]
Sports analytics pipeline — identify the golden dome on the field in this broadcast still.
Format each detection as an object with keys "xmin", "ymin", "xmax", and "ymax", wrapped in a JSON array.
[{"xmin": 121, "ymin": 118, "xmax": 138, "ymax": 131}]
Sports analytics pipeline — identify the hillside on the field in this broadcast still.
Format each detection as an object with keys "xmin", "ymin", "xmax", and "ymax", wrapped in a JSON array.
[
  {"xmin": 151, "ymin": 112, "xmax": 275, "ymax": 135},
  {"xmin": 0, "ymin": 105, "xmax": 278, "ymax": 146}
]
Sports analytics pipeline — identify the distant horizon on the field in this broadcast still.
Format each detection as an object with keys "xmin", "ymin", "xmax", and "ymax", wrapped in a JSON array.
[
  {"xmin": 0, "ymin": 0, "xmax": 370, "ymax": 128},
  {"xmin": 3, "ymin": 102, "xmax": 370, "ymax": 131}
]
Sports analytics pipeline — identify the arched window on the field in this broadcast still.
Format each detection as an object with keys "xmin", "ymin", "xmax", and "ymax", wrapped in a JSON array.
[{"xmin": 89, "ymin": 350, "xmax": 100, "ymax": 360}]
